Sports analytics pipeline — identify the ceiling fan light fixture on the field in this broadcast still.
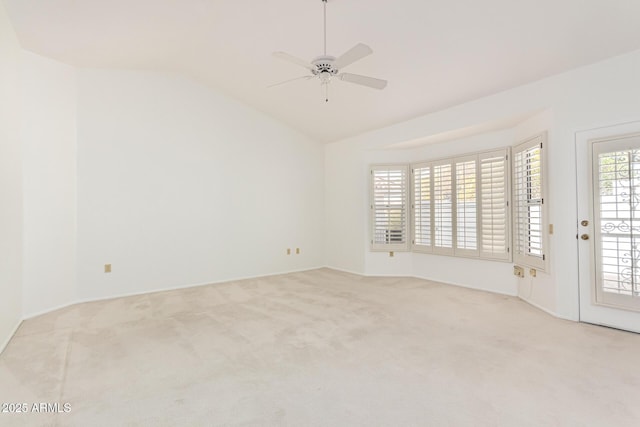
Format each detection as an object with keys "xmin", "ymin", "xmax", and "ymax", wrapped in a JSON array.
[{"xmin": 270, "ymin": 0, "xmax": 387, "ymax": 101}]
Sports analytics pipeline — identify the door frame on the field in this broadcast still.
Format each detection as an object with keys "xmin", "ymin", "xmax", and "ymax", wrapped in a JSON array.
[{"xmin": 576, "ymin": 120, "xmax": 640, "ymax": 333}]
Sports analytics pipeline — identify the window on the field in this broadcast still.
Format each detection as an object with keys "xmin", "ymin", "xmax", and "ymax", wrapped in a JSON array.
[
  {"xmin": 408, "ymin": 149, "xmax": 511, "ymax": 261},
  {"xmin": 370, "ymin": 146, "xmax": 515, "ymax": 262},
  {"xmin": 433, "ymin": 161, "xmax": 454, "ymax": 254},
  {"xmin": 455, "ymin": 156, "xmax": 479, "ymax": 256},
  {"xmin": 370, "ymin": 165, "xmax": 409, "ymax": 251},
  {"xmin": 479, "ymin": 151, "xmax": 510, "ymax": 260},
  {"xmin": 513, "ymin": 133, "xmax": 547, "ymax": 269},
  {"xmin": 413, "ymin": 164, "xmax": 432, "ymax": 252}
]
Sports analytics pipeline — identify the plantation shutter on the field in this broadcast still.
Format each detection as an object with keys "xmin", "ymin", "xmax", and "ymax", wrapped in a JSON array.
[
  {"xmin": 455, "ymin": 156, "xmax": 479, "ymax": 256},
  {"xmin": 433, "ymin": 160, "xmax": 454, "ymax": 255},
  {"xmin": 479, "ymin": 150, "xmax": 510, "ymax": 260},
  {"xmin": 513, "ymin": 135, "xmax": 547, "ymax": 269},
  {"xmin": 412, "ymin": 164, "xmax": 433, "ymax": 252},
  {"xmin": 370, "ymin": 165, "xmax": 409, "ymax": 251}
]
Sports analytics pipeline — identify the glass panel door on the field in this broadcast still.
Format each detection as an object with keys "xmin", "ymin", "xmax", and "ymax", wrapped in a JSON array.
[
  {"xmin": 577, "ymin": 124, "xmax": 640, "ymax": 333},
  {"xmin": 593, "ymin": 143, "xmax": 640, "ymax": 311}
]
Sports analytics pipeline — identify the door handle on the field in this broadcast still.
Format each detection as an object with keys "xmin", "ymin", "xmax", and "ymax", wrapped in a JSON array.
[{"xmin": 581, "ymin": 234, "xmax": 589, "ymax": 240}]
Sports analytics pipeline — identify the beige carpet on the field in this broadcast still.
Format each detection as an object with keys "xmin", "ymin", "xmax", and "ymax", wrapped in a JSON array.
[{"xmin": 1, "ymin": 268, "xmax": 639, "ymax": 426}]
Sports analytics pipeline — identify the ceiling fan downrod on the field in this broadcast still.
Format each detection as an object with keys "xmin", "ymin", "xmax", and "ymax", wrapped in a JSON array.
[{"xmin": 323, "ymin": 0, "xmax": 327, "ymax": 56}]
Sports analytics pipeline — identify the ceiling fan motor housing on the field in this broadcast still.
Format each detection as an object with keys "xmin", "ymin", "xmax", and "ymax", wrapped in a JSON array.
[{"xmin": 312, "ymin": 56, "xmax": 339, "ymax": 76}]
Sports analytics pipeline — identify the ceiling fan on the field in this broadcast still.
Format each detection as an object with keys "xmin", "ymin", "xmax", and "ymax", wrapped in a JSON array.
[{"xmin": 271, "ymin": 0, "xmax": 387, "ymax": 102}]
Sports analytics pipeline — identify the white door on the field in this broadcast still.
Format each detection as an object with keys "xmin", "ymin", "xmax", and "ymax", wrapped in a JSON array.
[{"xmin": 577, "ymin": 122, "xmax": 640, "ymax": 333}]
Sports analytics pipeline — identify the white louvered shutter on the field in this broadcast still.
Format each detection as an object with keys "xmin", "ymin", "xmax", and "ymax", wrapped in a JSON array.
[
  {"xmin": 433, "ymin": 160, "xmax": 454, "ymax": 254},
  {"xmin": 455, "ymin": 157, "xmax": 479, "ymax": 256},
  {"xmin": 370, "ymin": 165, "xmax": 409, "ymax": 251},
  {"xmin": 513, "ymin": 135, "xmax": 546, "ymax": 269},
  {"xmin": 412, "ymin": 164, "xmax": 433, "ymax": 252},
  {"xmin": 479, "ymin": 150, "xmax": 510, "ymax": 260}
]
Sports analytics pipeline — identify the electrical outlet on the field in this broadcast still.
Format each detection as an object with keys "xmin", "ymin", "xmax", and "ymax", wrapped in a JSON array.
[
  {"xmin": 104, "ymin": 264, "xmax": 112, "ymax": 273},
  {"xmin": 287, "ymin": 248, "xmax": 291, "ymax": 255},
  {"xmin": 296, "ymin": 248, "xmax": 300, "ymax": 254},
  {"xmin": 513, "ymin": 265, "xmax": 524, "ymax": 278}
]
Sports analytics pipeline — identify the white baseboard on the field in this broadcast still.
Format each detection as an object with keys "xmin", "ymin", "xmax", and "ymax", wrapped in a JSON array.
[
  {"xmin": 324, "ymin": 265, "xmax": 576, "ymax": 320},
  {"xmin": 23, "ymin": 266, "xmax": 326, "ymax": 320},
  {"xmin": 0, "ymin": 319, "xmax": 23, "ymax": 356},
  {"xmin": 321, "ymin": 266, "xmax": 366, "ymax": 276},
  {"xmin": 412, "ymin": 272, "xmax": 518, "ymax": 297},
  {"xmin": 518, "ymin": 295, "xmax": 572, "ymax": 321},
  {"xmin": 324, "ymin": 265, "xmax": 415, "ymax": 279},
  {"xmin": 324, "ymin": 266, "xmax": 517, "ymax": 297},
  {"xmin": 24, "ymin": 301, "xmax": 80, "ymax": 320}
]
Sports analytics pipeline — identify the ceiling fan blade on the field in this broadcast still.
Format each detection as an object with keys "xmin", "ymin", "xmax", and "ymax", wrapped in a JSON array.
[
  {"xmin": 273, "ymin": 52, "xmax": 316, "ymax": 71},
  {"xmin": 267, "ymin": 75, "xmax": 314, "ymax": 88},
  {"xmin": 333, "ymin": 43, "xmax": 373, "ymax": 70},
  {"xmin": 339, "ymin": 73, "xmax": 387, "ymax": 90}
]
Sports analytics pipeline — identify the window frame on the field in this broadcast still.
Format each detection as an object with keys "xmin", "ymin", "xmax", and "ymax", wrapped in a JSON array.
[
  {"xmin": 405, "ymin": 147, "xmax": 512, "ymax": 262},
  {"xmin": 411, "ymin": 162, "xmax": 434, "ymax": 253},
  {"xmin": 512, "ymin": 133, "xmax": 549, "ymax": 271},
  {"xmin": 369, "ymin": 144, "xmax": 523, "ymax": 265},
  {"xmin": 454, "ymin": 154, "xmax": 480, "ymax": 258},
  {"xmin": 369, "ymin": 164, "xmax": 411, "ymax": 252},
  {"xmin": 431, "ymin": 158, "xmax": 456, "ymax": 256},
  {"xmin": 478, "ymin": 149, "xmax": 512, "ymax": 261}
]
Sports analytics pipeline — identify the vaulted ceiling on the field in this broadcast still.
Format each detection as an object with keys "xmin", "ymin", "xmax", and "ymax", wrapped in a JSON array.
[{"xmin": 6, "ymin": 0, "xmax": 640, "ymax": 142}]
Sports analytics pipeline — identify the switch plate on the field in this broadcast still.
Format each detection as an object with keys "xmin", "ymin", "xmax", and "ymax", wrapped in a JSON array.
[
  {"xmin": 296, "ymin": 248, "xmax": 300, "ymax": 254},
  {"xmin": 389, "ymin": 251, "xmax": 394, "ymax": 257},
  {"xmin": 104, "ymin": 264, "xmax": 112, "ymax": 273},
  {"xmin": 530, "ymin": 268, "xmax": 537, "ymax": 278}
]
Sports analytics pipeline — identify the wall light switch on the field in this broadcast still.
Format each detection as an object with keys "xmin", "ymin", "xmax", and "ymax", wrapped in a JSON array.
[
  {"xmin": 104, "ymin": 264, "xmax": 112, "ymax": 273},
  {"xmin": 287, "ymin": 248, "xmax": 291, "ymax": 255},
  {"xmin": 296, "ymin": 248, "xmax": 300, "ymax": 254},
  {"xmin": 389, "ymin": 251, "xmax": 394, "ymax": 257}
]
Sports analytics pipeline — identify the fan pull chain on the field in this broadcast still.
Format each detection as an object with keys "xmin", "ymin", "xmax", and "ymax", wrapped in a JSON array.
[{"xmin": 321, "ymin": 82, "xmax": 329, "ymax": 103}]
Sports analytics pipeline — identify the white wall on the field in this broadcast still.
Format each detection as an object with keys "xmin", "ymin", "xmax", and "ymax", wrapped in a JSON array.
[
  {"xmin": 324, "ymin": 140, "xmax": 367, "ymax": 274},
  {"xmin": 21, "ymin": 51, "xmax": 77, "ymax": 317},
  {"xmin": 76, "ymin": 70, "xmax": 324, "ymax": 301},
  {"xmin": 325, "ymin": 49, "xmax": 640, "ymax": 320},
  {"xmin": 0, "ymin": 1, "xmax": 23, "ymax": 351}
]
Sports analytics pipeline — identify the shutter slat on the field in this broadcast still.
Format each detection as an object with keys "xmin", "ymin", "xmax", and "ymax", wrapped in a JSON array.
[
  {"xmin": 456, "ymin": 159, "xmax": 478, "ymax": 251},
  {"xmin": 413, "ymin": 165, "xmax": 432, "ymax": 247},
  {"xmin": 513, "ymin": 140, "xmax": 545, "ymax": 260},
  {"xmin": 371, "ymin": 167, "xmax": 408, "ymax": 246},
  {"xmin": 480, "ymin": 153, "xmax": 508, "ymax": 258},
  {"xmin": 434, "ymin": 163, "xmax": 454, "ymax": 249}
]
